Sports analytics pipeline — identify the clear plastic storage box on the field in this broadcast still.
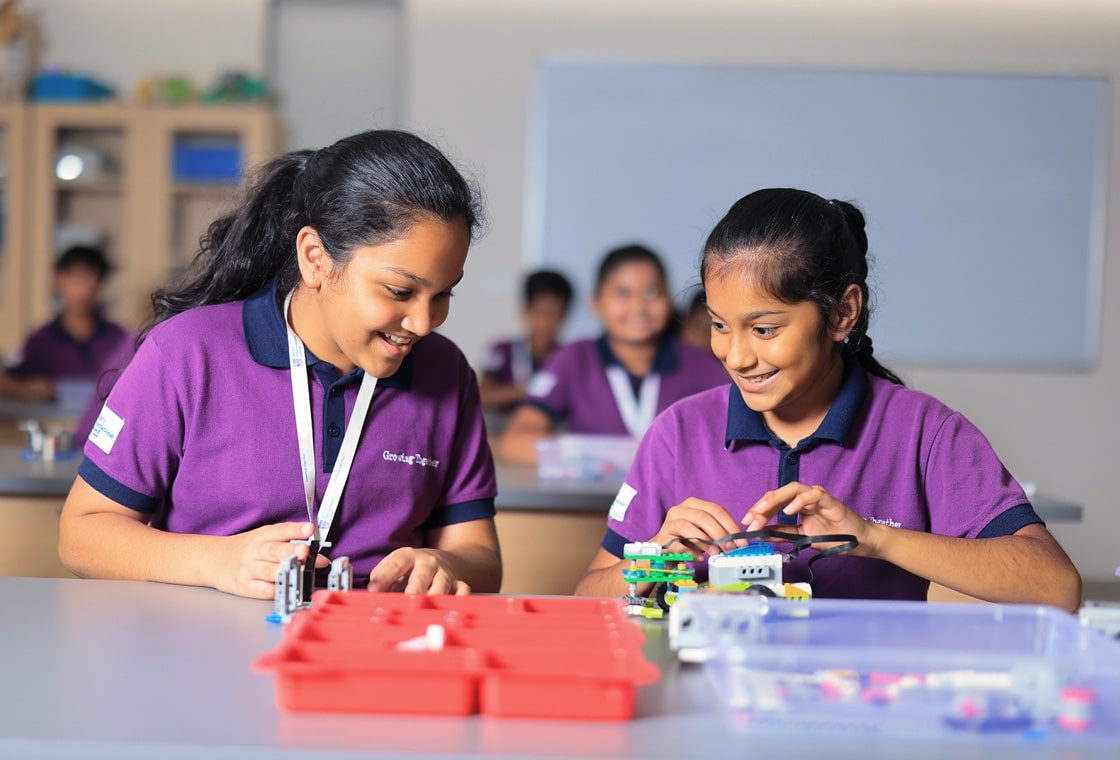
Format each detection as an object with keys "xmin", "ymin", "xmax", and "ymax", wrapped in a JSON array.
[
  {"xmin": 535, "ymin": 434, "xmax": 638, "ymax": 481},
  {"xmin": 685, "ymin": 595, "xmax": 1120, "ymax": 743}
]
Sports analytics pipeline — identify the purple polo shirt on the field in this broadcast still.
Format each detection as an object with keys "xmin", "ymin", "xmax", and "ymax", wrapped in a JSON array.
[
  {"xmin": 79, "ymin": 282, "xmax": 496, "ymax": 585},
  {"xmin": 523, "ymin": 336, "xmax": 728, "ymax": 435},
  {"xmin": 604, "ymin": 359, "xmax": 1042, "ymax": 601},
  {"xmin": 7, "ymin": 315, "xmax": 128, "ymax": 381},
  {"xmin": 482, "ymin": 338, "xmax": 533, "ymax": 386},
  {"xmin": 73, "ymin": 338, "xmax": 139, "ymax": 442}
]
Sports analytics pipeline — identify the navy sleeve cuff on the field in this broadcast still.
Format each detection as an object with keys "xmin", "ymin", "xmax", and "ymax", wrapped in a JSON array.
[
  {"xmin": 602, "ymin": 527, "xmax": 631, "ymax": 558},
  {"xmin": 519, "ymin": 398, "xmax": 562, "ymax": 425},
  {"xmin": 77, "ymin": 458, "xmax": 162, "ymax": 514},
  {"xmin": 977, "ymin": 503, "xmax": 1044, "ymax": 538},
  {"xmin": 421, "ymin": 497, "xmax": 496, "ymax": 530}
]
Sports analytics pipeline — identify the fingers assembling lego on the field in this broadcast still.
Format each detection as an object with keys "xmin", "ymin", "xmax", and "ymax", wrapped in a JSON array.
[
  {"xmin": 367, "ymin": 547, "xmax": 471, "ymax": 596},
  {"xmin": 653, "ymin": 497, "xmax": 747, "ymax": 560},
  {"xmin": 219, "ymin": 521, "xmax": 330, "ymax": 600},
  {"xmin": 742, "ymin": 482, "xmax": 873, "ymax": 555}
]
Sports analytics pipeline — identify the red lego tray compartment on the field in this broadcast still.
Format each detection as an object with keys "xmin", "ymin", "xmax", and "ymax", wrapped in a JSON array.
[
  {"xmin": 254, "ymin": 592, "xmax": 659, "ymax": 719},
  {"xmin": 257, "ymin": 643, "xmax": 482, "ymax": 715},
  {"xmin": 479, "ymin": 646, "xmax": 659, "ymax": 720}
]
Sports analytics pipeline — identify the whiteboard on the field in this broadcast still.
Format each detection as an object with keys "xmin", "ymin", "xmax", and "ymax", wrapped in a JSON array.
[{"xmin": 530, "ymin": 61, "xmax": 1109, "ymax": 368}]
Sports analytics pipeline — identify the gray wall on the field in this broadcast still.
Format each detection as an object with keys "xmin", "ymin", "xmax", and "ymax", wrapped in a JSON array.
[
  {"xmin": 22, "ymin": 0, "xmax": 270, "ymax": 94},
  {"xmin": 269, "ymin": 0, "xmax": 400, "ymax": 150},
  {"xmin": 401, "ymin": 0, "xmax": 1120, "ymax": 584}
]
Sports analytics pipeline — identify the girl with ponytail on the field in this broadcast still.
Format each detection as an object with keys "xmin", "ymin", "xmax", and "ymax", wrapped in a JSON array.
[
  {"xmin": 61, "ymin": 130, "xmax": 502, "ymax": 599},
  {"xmin": 576, "ymin": 188, "xmax": 1080, "ymax": 611}
]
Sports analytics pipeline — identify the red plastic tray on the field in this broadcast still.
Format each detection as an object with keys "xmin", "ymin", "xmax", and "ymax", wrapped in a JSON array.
[{"xmin": 253, "ymin": 592, "xmax": 660, "ymax": 720}]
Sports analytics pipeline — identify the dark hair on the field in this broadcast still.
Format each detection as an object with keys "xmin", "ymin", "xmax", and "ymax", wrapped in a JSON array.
[
  {"xmin": 147, "ymin": 129, "xmax": 483, "ymax": 334},
  {"xmin": 56, "ymin": 245, "xmax": 111, "ymax": 278},
  {"xmin": 595, "ymin": 244, "xmax": 667, "ymax": 293},
  {"xmin": 524, "ymin": 269, "xmax": 573, "ymax": 308},
  {"xmin": 686, "ymin": 287, "xmax": 706, "ymax": 317},
  {"xmin": 701, "ymin": 188, "xmax": 903, "ymax": 385}
]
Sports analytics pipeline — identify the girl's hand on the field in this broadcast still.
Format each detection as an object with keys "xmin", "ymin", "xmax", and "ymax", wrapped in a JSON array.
[
  {"xmin": 742, "ymin": 482, "xmax": 876, "ymax": 556},
  {"xmin": 367, "ymin": 548, "xmax": 471, "ymax": 595},
  {"xmin": 651, "ymin": 497, "xmax": 747, "ymax": 560},
  {"xmin": 215, "ymin": 522, "xmax": 329, "ymax": 599}
]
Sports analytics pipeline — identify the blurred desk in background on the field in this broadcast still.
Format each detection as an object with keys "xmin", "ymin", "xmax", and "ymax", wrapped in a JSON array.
[
  {"xmin": 494, "ymin": 464, "xmax": 617, "ymax": 595},
  {"xmin": 0, "ymin": 449, "xmax": 1085, "ymax": 595},
  {"xmin": 0, "ymin": 445, "xmax": 78, "ymax": 578},
  {"xmin": 0, "ymin": 396, "xmax": 86, "ymax": 446}
]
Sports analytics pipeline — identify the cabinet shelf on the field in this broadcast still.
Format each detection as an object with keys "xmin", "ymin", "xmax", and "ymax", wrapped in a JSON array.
[
  {"xmin": 53, "ymin": 178, "xmax": 124, "ymax": 193},
  {"xmin": 171, "ymin": 181, "xmax": 238, "ymax": 196},
  {"xmin": 14, "ymin": 103, "xmax": 278, "ymax": 333}
]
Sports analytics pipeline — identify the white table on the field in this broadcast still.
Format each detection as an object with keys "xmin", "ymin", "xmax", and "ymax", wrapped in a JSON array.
[{"xmin": 0, "ymin": 577, "xmax": 1115, "ymax": 759}]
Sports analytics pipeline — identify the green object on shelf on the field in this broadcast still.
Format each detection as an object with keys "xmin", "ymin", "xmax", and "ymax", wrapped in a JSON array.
[
  {"xmin": 156, "ymin": 76, "xmax": 195, "ymax": 105},
  {"xmin": 203, "ymin": 73, "xmax": 268, "ymax": 103}
]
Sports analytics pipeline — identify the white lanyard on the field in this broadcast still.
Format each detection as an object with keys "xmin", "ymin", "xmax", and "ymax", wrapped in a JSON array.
[
  {"xmin": 284, "ymin": 291, "xmax": 377, "ymax": 542},
  {"xmin": 604, "ymin": 365, "xmax": 660, "ymax": 437},
  {"xmin": 510, "ymin": 340, "xmax": 533, "ymax": 388}
]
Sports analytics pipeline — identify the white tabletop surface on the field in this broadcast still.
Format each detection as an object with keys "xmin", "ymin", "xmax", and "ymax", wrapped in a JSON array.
[{"xmin": 0, "ymin": 576, "xmax": 1116, "ymax": 760}]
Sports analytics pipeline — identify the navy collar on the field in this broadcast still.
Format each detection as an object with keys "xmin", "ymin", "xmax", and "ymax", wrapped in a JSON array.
[
  {"xmin": 242, "ymin": 280, "xmax": 412, "ymax": 389},
  {"xmin": 594, "ymin": 334, "xmax": 679, "ymax": 375},
  {"xmin": 724, "ymin": 355, "xmax": 868, "ymax": 446}
]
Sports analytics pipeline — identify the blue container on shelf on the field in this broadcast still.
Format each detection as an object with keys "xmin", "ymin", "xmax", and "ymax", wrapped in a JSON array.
[
  {"xmin": 30, "ymin": 72, "xmax": 114, "ymax": 101},
  {"xmin": 172, "ymin": 141, "xmax": 242, "ymax": 183}
]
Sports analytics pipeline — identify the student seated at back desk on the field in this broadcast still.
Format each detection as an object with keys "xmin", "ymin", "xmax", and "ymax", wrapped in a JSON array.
[
  {"xmin": 497, "ymin": 244, "xmax": 727, "ymax": 466},
  {"xmin": 478, "ymin": 269, "xmax": 573, "ymax": 417},
  {"xmin": 0, "ymin": 246, "xmax": 129, "ymax": 406}
]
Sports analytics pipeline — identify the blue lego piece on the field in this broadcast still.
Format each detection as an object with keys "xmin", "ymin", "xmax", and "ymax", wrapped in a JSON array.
[{"xmin": 721, "ymin": 541, "xmax": 776, "ymax": 557}]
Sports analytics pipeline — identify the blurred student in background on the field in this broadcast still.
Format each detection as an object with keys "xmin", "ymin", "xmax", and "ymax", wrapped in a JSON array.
[
  {"xmin": 679, "ymin": 287, "xmax": 711, "ymax": 352},
  {"xmin": 478, "ymin": 269, "xmax": 573, "ymax": 413},
  {"xmin": 0, "ymin": 245, "xmax": 129, "ymax": 404},
  {"xmin": 497, "ymin": 244, "xmax": 726, "ymax": 466}
]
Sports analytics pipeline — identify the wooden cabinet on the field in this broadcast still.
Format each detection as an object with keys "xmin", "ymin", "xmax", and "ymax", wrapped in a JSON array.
[
  {"xmin": 0, "ymin": 496, "xmax": 75, "ymax": 578},
  {"xmin": 26, "ymin": 103, "xmax": 148, "ymax": 330},
  {"xmin": 146, "ymin": 106, "xmax": 278, "ymax": 290},
  {"xmin": 0, "ymin": 103, "xmax": 28, "ymax": 358},
  {"xmin": 4, "ymin": 102, "xmax": 278, "ymax": 345}
]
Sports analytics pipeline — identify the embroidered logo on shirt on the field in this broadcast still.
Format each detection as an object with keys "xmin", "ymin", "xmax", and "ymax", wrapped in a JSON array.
[
  {"xmin": 89, "ymin": 404, "xmax": 125, "ymax": 455},
  {"xmin": 527, "ymin": 371, "xmax": 557, "ymax": 398},
  {"xmin": 609, "ymin": 483, "xmax": 638, "ymax": 522},
  {"xmin": 382, "ymin": 450, "xmax": 440, "ymax": 469}
]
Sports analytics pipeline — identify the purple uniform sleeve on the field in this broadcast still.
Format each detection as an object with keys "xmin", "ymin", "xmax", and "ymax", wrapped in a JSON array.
[
  {"xmin": 74, "ymin": 337, "xmax": 138, "ymax": 443},
  {"xmin": 81, "ymin": 331, "xmax": 185, "ymax": 511},
  {"xmin": 481, "ymin": 340, "xmax": 512, "ymax": 382},
  {"xmin": 428, "ymin": 359, "xmax": 497, "ymax": 525},
  {"xmin": 923, "ymin": 411, "xmax": 1032, "ymax": 539},
  {"xmin": 603, "ymin": 411, "xmax": 681, "ymax": 553}
]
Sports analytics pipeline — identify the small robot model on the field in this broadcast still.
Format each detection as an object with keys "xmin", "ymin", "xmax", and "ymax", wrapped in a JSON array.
[{"xmin": 270, "ymin": 540, "xmax": 353, "ymax": 622}]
